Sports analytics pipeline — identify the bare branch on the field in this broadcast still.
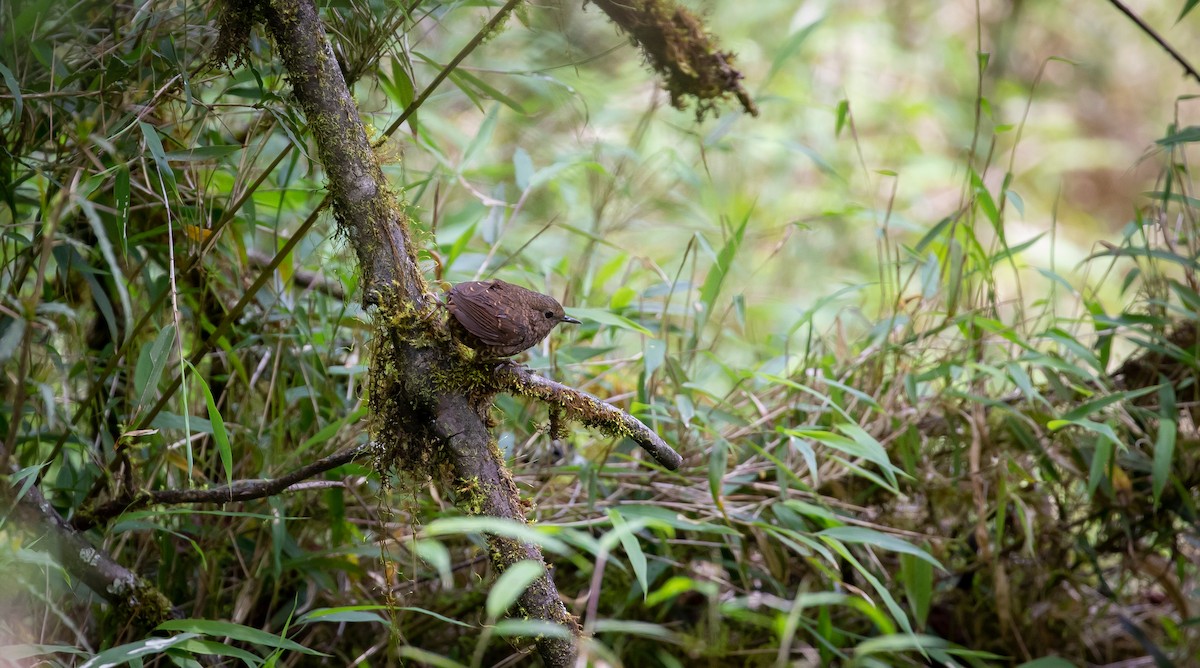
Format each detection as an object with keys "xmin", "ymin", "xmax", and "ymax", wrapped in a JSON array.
[
  {"xmin": 71, "ymin": 442, "xmax": 372, "ymax": 531},
  {"xmin": 1105, "ymin": 0, "xmax": 1200, "ymax": 85}
]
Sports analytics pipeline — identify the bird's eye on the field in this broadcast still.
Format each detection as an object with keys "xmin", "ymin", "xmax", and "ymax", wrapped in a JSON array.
[{"xmin": 544, "ymin": 310, "xmax": 555, "ymax": 318}]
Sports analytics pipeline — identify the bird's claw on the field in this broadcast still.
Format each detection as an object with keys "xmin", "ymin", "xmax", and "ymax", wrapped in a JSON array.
[{"xmin": 493, "ymin": 359, "xmax": 527, "ymax": 375}]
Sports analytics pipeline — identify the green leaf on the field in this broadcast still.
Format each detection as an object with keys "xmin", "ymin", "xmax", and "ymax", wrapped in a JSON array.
[
  {"xmin": 1156, "ymin": 125, "xmax": 1200, "ymax": 146},
  {"xmin": 835, "ymin": 422, "xmax": 904, "ymax": 486},
  {"xmin": 1046, "ymin": 417, "xmax": 1122, "ymax": 448},
  {"xmin": 0, "ymin": 644, "xmax": 88, "ymax": 661},
  {"xmin": 782, "ymin": 426, "xmax": 902, "ymax": 491},
  {"xmin": 396, "ymin": 647, "xmax": 469, "ymax": 668},
  {"xmin": 765, "ymin": 20, "xmax": 822, "ymax": 86},
  {"xmin": 1004, "ymin": 188, "xmax": 1025, "ymax": 216},
  {"xmin": 460, "ymin": 104, "xmax": 499, "ymax": 170},
  {"xmin": 380, "ymin": 60, "xmax": 416, "ymax": 117},
  {"xmin": 513, "ymin": 147, "xmax": 533, "ymax": 190},
  {"xmin": 1016, "ymin": 658, "xmax": 1079, "ymax": 668},
  {"xmin": 424, "ymin": 516, "xmax": 570, "ymax": 554},
  {"xmin": 138, "ymin": 121, "xmax": 177, "ymax": 193},
  {"xmin": 163, "ymin": 145, "xmax": 243, "ymax": 162},
  {"xmin": 1088, "ymin": 436, "xmax": 1114, "ymax": 497},
  {"xmin": 567, "ymin": 307, "xmax": 652, "ymax": 335},
  {"xmin": 607, "ymin": 509, "xmax": 649, "ymax": 599},
  {"xmin": 697, "ymin": 212, "xmax": 750, "ymax": 329},
  {"xmin": 855, "ymin": 633, "xmax": 947, "ymax": 654},
  {"xmin": 451, "ymin": 69, "xmax": 526, "ymax": 115},
  {"xmin": 644, "ymin": 575, "xmax": 716, "ymax": 607},
  {"xmin": 0, "ymin": 316, "xmax": 25, "ymax": 364},
  {"xmin": 609, "ymin": 286, "xmax": 637, "ymax": 311},
  {"xmin": 1085, "ymin": 244, "xmax": 1200, "ymax": 272},
  {"xmin": 708, "ymin": 437, "xmax": 728, "ymax": 512},
  {"xmin": 135, "ymin": 325, "xmax": 176, "ymax": 413},
  {"xmin": 299, "ymin": 604, "xmax": 471, "ymax": 629},
  {"xmin": 818, "ymin": 527, "xmax": 944, "ymax": 570},
  {"xmin": 643, "ymin": 338, "xmax": 666, "ymax": 379},
  {"xmin": 529, "ymin": 157, "xmax": 604, "ymax": 190},
  {"xmin": 188, "ymin": 360, "xmax": 233, "ymax": 484},
  {"xmin": 747, "ymin": 442, "xmax": 816, "ymax": 495},
  {"xmin": 295, "ymin": 607, "xmax": 389, "ymax": 625},
  {"xmin": 835, "ymin": 99, "xmax": 849, "ymax": 137},
  {"xmin": 970, "ymin": 168, "xmax": 1000, "ymax": 231},
  {"xmin": 591, "ymin": 619, "xmax": 678, "ymax": 641},
  {"xmin": 80, "ymin": 633, "xmax": 200, "ymax": 668},
  {"xmin": 413, "ymin": 539, "xmax": 454, "ymax": 587},
  {"xmin": 156, "ymin": 620, "xmax": 323, "ymax": 655},
  {"xmin": 151, "ymin": 412, "xmax": 214, "ymax": 434},
  {"xmin": 486, "ymin": 560, "xmax": 544, "ymax": 620},
  {"xmin": 0, "ymin": 61, "xmax": 22, "ymax": 132},
  {"xmin": 297, "ymin": 406, "xmax": 368, "ymax": 456},
  {"xmin": 9, "ymin": 465, "xmax": 42, "ymax": 504},
  {"xmin": 77, "ymin": 200, "xmax": 134, "ymax": 342},
  {"xmin": 1154, "ymin": 382, "xmax": 1177, "ymax": 506},
  {"xmin": 443, "ymin": 220, "xmax": 478, "ymax": 268},
  {"xmin": 491, "ymin": 619, "xmax": 574, "ymax": 639},
  {"xmin": 612, "ymin": 504, "xmax": 740, "ymax": 535},
  {"xmin": 765, "ymin": 525, "xmax": 837, "ymax": 563},
  {"xmin": 823, "ymin": 545, "xmax": 910, "ymax": 634},
  {"xmin": 900, "ymin": 553, "xmax": 933, "ymax": 628},
  {"xmin": 781, "ymin": 499, "xmax": 837, "ymax": 524},
  {"xmin": 171, "ymin": 638, "xmax": 263, "ymax": 666},
  {"xmin": 1059, "ymin": 387, "xmax": 1157, "ymax": 422}
]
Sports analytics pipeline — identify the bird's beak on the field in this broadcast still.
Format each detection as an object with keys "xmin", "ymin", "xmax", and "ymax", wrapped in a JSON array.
[{"xmin": 561, "ymin": 315, "xmax": 581, "ymax": 324}]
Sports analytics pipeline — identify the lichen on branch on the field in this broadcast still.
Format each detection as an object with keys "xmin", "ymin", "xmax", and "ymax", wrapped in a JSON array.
[{"xmin": 494, "ymin": 363, "xmax": 684, "ymax": 470}]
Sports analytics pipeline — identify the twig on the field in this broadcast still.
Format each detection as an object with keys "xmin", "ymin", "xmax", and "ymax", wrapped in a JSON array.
[{"xmin": 1106, "ymin": 0, "xmax": 1200, "ymax": 84}]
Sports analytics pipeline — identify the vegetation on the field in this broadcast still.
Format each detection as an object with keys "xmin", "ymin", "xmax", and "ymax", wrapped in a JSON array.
[{"xmin": 2, "ymin": 0, "xmax": 1199, "ymax": 665}]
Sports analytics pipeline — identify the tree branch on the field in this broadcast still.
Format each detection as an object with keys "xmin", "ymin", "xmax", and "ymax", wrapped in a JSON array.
[
  {"xmin": 256, "ymin": 0, "xmax": 582, "ymax": 662},
  {"xmin": 71, "ymin": 442, "xmax": 372, "ymax": 531},
  {"xmin": 496, "ymin": 364, "xmax": 683, "ymax": 470},
  {"xmin": 259, "ymin": 0, "xmax": 426, "ymax": 307},
  {"xmin": 5, "ymin": 481, "xmax": 179, "ymax": 628}
]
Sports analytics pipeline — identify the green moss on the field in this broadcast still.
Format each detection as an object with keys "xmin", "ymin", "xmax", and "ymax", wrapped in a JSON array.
[
  {"xmin": 456, "ymin": 476, "xmax": 485, "ymax": 514},
  {"xmin": 112, "ymin": 578, "xmax": 175, "ymax": 629}
]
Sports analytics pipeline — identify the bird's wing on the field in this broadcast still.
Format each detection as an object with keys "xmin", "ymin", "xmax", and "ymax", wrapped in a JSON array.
[{"xmin": 448, "ymin": 281, "xmax": 529, "ymax": 346}]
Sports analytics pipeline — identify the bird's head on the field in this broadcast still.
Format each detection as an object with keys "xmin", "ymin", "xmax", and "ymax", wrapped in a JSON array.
[{"xmin": 531, "ymin": 294, "xmax": 580, "ymax": 334}]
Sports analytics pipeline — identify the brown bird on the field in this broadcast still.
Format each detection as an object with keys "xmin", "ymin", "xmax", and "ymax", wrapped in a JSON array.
[{"xmin": 446, "ymin": 279, "xmax": 580, "ymax": 357}]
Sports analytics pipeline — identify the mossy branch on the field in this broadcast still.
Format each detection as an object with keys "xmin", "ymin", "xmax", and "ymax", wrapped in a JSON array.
[
  {"xmin": 590, "ymin": 0, "xmax": 758, "ymax": 119},
  {"xmin": 256, "ymin": 0, "xmax": 581, "ymax": 663},
  {"xmin": 5, "ymin": 482, "xmax": 179, "ymax": 630},
  {"xmin": 258, "ymin": 0, "xmax": 426, "ymax": 307},
  {"xmin": 496, "ymin": 364, "xmax": 684, "ymax": 470}
]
